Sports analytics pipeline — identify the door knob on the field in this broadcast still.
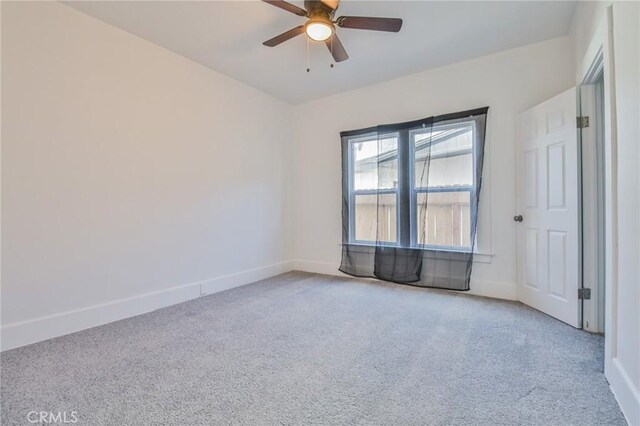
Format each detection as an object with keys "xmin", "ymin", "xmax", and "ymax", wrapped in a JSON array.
[{"xmin": 514, "ymin": 215, "xmax": 523, "ymax": 222}]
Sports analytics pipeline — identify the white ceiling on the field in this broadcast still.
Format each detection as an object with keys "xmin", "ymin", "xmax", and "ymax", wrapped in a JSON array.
[{"xmin": 64, "ymin": 1, "xmax": 577, "ymax": 104}]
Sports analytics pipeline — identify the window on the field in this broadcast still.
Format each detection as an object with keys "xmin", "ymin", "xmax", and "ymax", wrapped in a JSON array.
[
  {"xmin": 349, "ymin": 133, "xmax": 399, "ymax": 244},
  {"xmin": 340, "ymin": 108, "xmax": 487, "ymax": 288},
  {"xmin": 410, "ymin": 122, "xmax": 475, "ymax": 249},
  {"xmin": 346, "ymin": 120, "xmax": 479, "ymax": 251}
]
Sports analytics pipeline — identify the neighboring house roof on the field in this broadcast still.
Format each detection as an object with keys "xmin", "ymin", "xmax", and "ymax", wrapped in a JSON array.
[{"xmin": 353, "ymin": 126, "xmax": 473, "ymax": 169}]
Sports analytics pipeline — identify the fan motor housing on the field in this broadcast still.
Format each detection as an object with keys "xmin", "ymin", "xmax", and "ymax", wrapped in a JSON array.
[{"xmin": 304, "ymin": 0, "xmax": 336, "ymax": 18}]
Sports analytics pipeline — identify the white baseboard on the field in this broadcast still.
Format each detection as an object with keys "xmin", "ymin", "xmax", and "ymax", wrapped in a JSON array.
[
  {"xmin": 199, "ymin": 261, "xmax": 293, "ymax": 296},
  {"xmin": 467, "ymin": 278, "xmax": 518, "ymax": 300},
  {"xmin": 291, "ymin": 259, "xmax": 517, "ymax": 301},
  {"xmin": 609, "ymin": 358, "xmax": 640, "ymax": 425},
  {"xmin": 292, "ymin": 259, "xmax": 350, "ymax": 277},
  {"xmin": 1, "ymin": 261, "xmax": 294, "ymax": 352}
]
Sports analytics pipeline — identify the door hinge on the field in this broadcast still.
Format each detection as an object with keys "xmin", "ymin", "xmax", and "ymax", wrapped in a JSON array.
[
  {"xmin": 577, "ymin": 116, "xmax": 590, "ymax": 129},
  {"xmin": 578, "ymin": 288, "xmax": 591, "ymax": 300}
]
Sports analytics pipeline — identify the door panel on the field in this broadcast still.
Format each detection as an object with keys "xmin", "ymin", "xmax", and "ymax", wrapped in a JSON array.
[
  {"xmin": 548, "ymin": 230, "xmax": 567, "ymax": 299},
  {"xmin": 525, "ymin": 150, "xmax": 538, "ymax": 207},
  {"xmin": 516, "ymin": 87, "xmax": 580, "ymax": 328},
  {"xmin": 525, "ymin": 229, "xmax": 539, "ymax": 289},
  {"xmin": 547, "ymin": 143, "xmax": 566, "ymax": 209}
]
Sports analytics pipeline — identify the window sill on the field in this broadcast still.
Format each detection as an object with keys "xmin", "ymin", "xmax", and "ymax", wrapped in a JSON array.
[
  {"xmin": 341, "ymin": 243, "xmax": 494, "ymax": 264},
  {"xmin": 470, "ymin": 253, "xmax": 494, "ymax": 264}
]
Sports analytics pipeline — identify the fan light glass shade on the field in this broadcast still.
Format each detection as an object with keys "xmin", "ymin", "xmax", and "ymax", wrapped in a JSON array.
[{"xmin": 306, "ymin": 22, "xmax": 333, "ymax": 41}]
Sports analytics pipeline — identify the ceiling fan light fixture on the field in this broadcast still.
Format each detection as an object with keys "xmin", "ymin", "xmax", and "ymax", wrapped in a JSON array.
[
  {"xmin": 305, "ymin": 19, "xmax": 333, "ymax": 42},
  {"xmin": 262, "ymin": 0, "xmax": 403, "ymax": 63}
]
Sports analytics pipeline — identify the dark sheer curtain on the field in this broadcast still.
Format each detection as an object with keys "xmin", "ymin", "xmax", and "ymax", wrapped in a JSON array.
[{"xmin": 339, "ymin": 107, "xmax": 488, "ymax": 291}]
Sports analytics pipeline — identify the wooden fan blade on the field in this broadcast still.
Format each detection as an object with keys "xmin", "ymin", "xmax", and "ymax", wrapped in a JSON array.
[
  {"xmin": 325, "ymin": 33, "xmax": 348, "ymax": 62},
  {"xmin": 262, "ymin": 0, "xmax": 307, "ymax": 17},
  {"xmin": 321, "ymin": 0, "xmax": 340, "ymax": 10},
  {"xmin": 337, "ymin": 16, "xmax": 403, "ymax": 32},
  {"xmin": 263, "ymin": 25, "xmax": 306, "ymax": 47}
]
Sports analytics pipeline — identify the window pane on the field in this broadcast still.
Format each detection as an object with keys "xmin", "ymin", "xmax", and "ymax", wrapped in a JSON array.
[
  {"xmin": 352, "ymin": 136, "xmax": 398, "ymax": 190},
  {"xmin": 416, "ymin": 191, "xmax": 471, "ymax": 248},
  {"xmin": 355, "ymin": 193, "xmax": 397, "ymax": 243},
  {"xmin": 414, "ymin": 125, "xmax": 473, "ymax": 188}
]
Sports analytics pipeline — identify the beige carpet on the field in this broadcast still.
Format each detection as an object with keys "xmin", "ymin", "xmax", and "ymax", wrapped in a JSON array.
[{"xmin": 1, "ymin": 271, "xmax": 626, "ymax": 425}]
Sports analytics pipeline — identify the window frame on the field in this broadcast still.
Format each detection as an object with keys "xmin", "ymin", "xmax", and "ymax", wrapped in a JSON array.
[{"xmin": 346, "ymin": 118, "xmax": 480, "ymax": 252}]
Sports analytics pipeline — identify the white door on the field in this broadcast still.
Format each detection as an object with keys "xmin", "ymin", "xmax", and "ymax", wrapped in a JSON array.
[{"xmin": 516, "ymin": 87, "xmax": 581, "ymax": 328}]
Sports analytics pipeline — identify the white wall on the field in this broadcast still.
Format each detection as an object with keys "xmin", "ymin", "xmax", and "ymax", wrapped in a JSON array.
[
  {"xmin": 1, "ymin": 2, "xmax": 293, "ymax": 350},
  {"xmin": 290, "ymin": 36, "xmax": 575, "ymax": 300},
  {"xmin": 571, "ymin": 2, "xmax": 640, "ymax": 424}
]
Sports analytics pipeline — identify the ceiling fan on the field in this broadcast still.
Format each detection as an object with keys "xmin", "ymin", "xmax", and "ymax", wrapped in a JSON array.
[{"xmin": 261, "ymin": 0, "xmax": 403, "ymax": 63}]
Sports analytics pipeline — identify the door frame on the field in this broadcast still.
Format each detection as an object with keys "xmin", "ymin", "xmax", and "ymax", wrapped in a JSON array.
[
  {"xmin": 576, "ymin": 6, "xmax": 618, "ymax": 377},
  {"xmin": 579, "ymin": 59, "xmax": 605, "ymax": 334},
  {"xmin": 577, "ymin": 55, "xmax": 606, "ymax": 334}
]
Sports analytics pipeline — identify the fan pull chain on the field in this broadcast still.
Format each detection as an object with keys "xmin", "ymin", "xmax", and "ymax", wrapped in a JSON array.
[
  {"xmin": 306, "ymin": 37, "xmax": 310, "ymax": 72},
  {"xmin": 330, "ymin": 36, "xmax": 334, "ymax": 68}
]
